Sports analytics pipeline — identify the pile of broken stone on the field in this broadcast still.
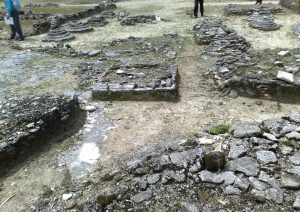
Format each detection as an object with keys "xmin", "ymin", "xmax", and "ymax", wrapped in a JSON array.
[
  {"xmin": 224, "ymin": 5, "xmax": 281, "ymax": 31},
  {"xmin": 64, "ymin": 113, "xmax": 300, "ymax": 211},
  {"xmin": 33, "ymin": 2, "xmax": 116, "ymax": 41},
  {"xmin": 248, "ymin": 10, "xmax": 280, "ymax": 31},
  {"xmin": 0, "ymin": 94, "xmax": 81, "ymax": 173},
  {"xmin": 193, "ymin": 17, "xmax": 300, "ymax": 100},
  {"xmin": 224, "ymin": 4, "xmax": 283, "ymax": 16},
  {"xmin": 76, "ymin": 36, "xmax": 179, "ymax": 100}
]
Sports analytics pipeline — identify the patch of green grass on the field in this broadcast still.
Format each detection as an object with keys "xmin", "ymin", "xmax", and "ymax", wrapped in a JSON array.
[{"xmin": 208, "ymin": 124, "xmax": 231, "ymax": 135}]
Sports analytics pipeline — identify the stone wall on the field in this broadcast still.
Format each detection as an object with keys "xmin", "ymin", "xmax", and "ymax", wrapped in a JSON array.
[{"xmin": 279, "ymin": 0, "xmax": 300, "ymax": 14}]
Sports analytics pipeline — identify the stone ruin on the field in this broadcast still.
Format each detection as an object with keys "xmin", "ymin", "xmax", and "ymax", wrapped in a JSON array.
[
  {"xmin": 224, "ymin": 4, "xmax": 283, "ymax": 16},
  {"xmin": 65, "ymin": 22, "xmax": 93, "ymax": 33},
  {"xmin": 193, "ymin": 17, "xmax": 300, "ymax": 100},
  {"xmin": 76, "ymin": 36, "xmax": 180, "ymax": 101},
  {"xmin": 120, "ymin": 15, "xmax": 160, "ymax": 26},
  {"xmin": 0, "ymin": 94, "xmax": 83, "ymax": 175},
  {"xmin": 280, "ymin": 0, "xmax": 300, "ymax": 14},
  {"xmin": 42, "ymin": 28, "xmax": 75, "ymax": 42},
  {"xmin": 36, "ymin": 112, "xmax": 300, "ymax": 211},
  {"xmin": 248, "ymin": 11, "xmax": 280, "ymax": 31},
  {"xmin": 24, "ymin": 3, "xmax": 59, "ymax": 8},
  {"xmin": 87, "ymin": 15, "xmax": 109, "ymax": 27},
  {"xmin": 19, "ymin": 10, "xmax": 48, "ymax": 20},
  {"xmin": 33, "ymin": 2, "xmax": 116, "ymax": 35}
]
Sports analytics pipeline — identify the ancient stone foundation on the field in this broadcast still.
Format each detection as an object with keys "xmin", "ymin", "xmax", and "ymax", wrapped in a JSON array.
[
  {"xmin": 193, "ymin": 17, "xmax": 300, "ymax": 101},
  {"xmin": 0, "ymin": 95, "xmax": 84, "ymax": 175}
]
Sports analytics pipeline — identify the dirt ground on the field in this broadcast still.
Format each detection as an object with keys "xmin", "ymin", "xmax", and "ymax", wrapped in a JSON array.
[{"xmin": 0, "ymin": 0, "xmax": 299, "ymax": 211}]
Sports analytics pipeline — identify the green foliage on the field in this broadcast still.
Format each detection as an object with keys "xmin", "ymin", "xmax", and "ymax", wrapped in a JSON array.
[{"xmin": 208, "ymin": 124, "xmax": 230, "ymax": 135}]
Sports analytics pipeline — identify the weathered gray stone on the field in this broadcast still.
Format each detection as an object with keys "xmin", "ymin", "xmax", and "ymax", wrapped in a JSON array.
[
  {"xmin": 161, "ymin": 170, "xmax": 175, "ymax": 184},
  {"xmin": 281, "ymin": 175, "xmax": 300, "ymax": 189},
  {"xmin": 147, "ymin": 174, "xmax": 160, "ymax": 184},
  {"xmin": 289, "ymin": 153, "xmax": 300, "ymax": 165},
  {"xmin": 174, "ymin": 170, "xmax": 187, "ymax": 183},
  {"xmin": 284, "ymin": 113, "xmax": 300, "ymax": 123},
  {"xmin": 227, "ymin": 157, "xmax": 259, "ymax": 176},
  {"xmin": 233, "ymin": 125, "xmax": 261, "ymax": 138},
  {"xmin": 277, "ymin": 71, "xmax": 294, "ymax": 83},
  {"xmin": 262, "ymin": 133, "xmax": 278, "ymax": 142},
  {"xmin": 220, "ymin": 171, "xmax": 237, "ymax": 185},
  {"xmin": 249, "ymin": 177, "xmax": 269, "ymax": 191},
  {"xmin": 133, "ymin": 177, "xmax": 148, "ymax": 191},
  {"xmin": 234, "ymin": 177, "xmax": 250, "ymax": 191},
  {"xmin": 250, "ymin": 137, "xmax": 273, "ymax": 145},
  {"xmin": 130, "ymin": 189, "xmax": 153, "ymax": 203},
  {"xmin": 199, "ymin": 170, "xmax": 224, "ymax": 184},
  {"xmin": 170, "ymin": 148, "xmax": 205, "ymax": 169},
  {"xmin": 251, "ymin": 189, "xmax": 266, "ymax": 202},
  {"xmin": 258, "ymin": 171, "xmax": 278, "ymax": 188},
  {"xmin": 286, "ymin": 166, "xmax": 300, "ymax": 176},
  {"xmin": 256, "ymin": 150, "xmax": 277, "ymax": 164},
  {"xmin": 281, "ymin": 125, "xmax": 299, "ymax": 134},
  {"xmin": 294, "ymin": 196, "xmax": 300, "ymax": 210},
  {"xmin": 228, "ymin": 139, "xmax": 249, "ymax": 159},
  {"xmin": 189, "ymin": 162, "xmax": 202, "ymax": 173},
  {"xmin": 224, "ymin": 185, "xmax": 242, "ymax": 195},
  {"xmin": 265, "ymin": 187, "xmax": 284, "ymax": 204},
  {"xmin": 181, "ymin": 202, "xmax": 199, "ymax": 212},
  {"xmin": 286, "ymin": 131, "xmax": 300, "ymax": 141},
  {"xmin": 279, "ymin": 145, "xmax": 293, "ymax": 155},
  {"xmin": 127, "ymin": 159, "xmax": 144, "ymax": 172}
]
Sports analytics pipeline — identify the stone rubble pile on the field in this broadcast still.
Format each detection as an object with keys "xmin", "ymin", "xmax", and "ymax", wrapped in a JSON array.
[
  {"xmin": 65, "ymin": 22, "xmax": 93, "ymax": 33},
  {"xmin": 193, "ymin": 17, "xmax": 300, "ymax": 100},
  {"xmin": 76, "ymin": 36, "xmax": 180, "ymax": 101},
  {"xmin": 0, "ymin": 95, "xmax": 81, "ymax": 174},
  {"xmin": 20, "ymin": 10, "xmax": 48, "ymax": 20},
  {"xmin": 87, "ymin": 15, "xmax": 109, "ymax": 27},
  {"xmin": 224, "ymin": 4, "xmax": 283, "ymax": 16},
  {"xmin": 248, "ymin": 11, "xmax": 280, "ymax": 31},
  {"xmin": 24, "ymin": 3, "xmax": 59, "ymax": 8},
  {"xmin": 36, "ymin": 113, "xmax": 300, "ymax": 211},
  {"xmin": 33, "ymin": 3, "xmax": 116, "ymax": 34},
  {"xmin": 120, "ymin": 15, "xmax": 159, "ymax": 26},
  {"xmin": 42, "ymin": 28, "xmax": 75, "ymax": 42}
]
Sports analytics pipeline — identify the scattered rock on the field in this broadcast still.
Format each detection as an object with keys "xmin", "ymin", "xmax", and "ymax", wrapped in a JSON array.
[
  {"xmin": 199, "ymin": 170, "xmax": 224, "ymax": 184},
  {"xmin": 281, "ymin": 175, "xmax": 300, "ymax": 189},
  {"xmin": 224, "ymin": 185, "xmax": 242, "ymax": 195},
  {"xmin": 130, "ymin": 189, "xmax": 153, "ymax": 203},
  {"xmin": 256, "ymin": 150, "xmax": 277, "ymax": 164},
  {"xmin": 265, "ymin": 187, "xmax": 284, "ymax": 204},
  {"xmin": 62, "ymin": 193, "xmax": 73, "ymax": 201},
  {"xmin": 233, "ymin": 125, "xmax": 261, "ymax": 138},
  {"xmin": 227, "ymin": 157, "xmax": 259, "ymax": 176},
  {"xmin": 277, "ymin": 71, "xmax": 294, "ymax": 83}
]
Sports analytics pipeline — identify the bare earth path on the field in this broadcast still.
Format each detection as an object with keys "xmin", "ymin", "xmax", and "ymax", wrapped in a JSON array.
[{"xmin": 0, "ymin": 0, "xmax": 299, "ymax": 211}]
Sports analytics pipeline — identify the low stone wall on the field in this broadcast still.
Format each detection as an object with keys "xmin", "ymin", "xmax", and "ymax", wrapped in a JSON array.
[
  {"xmin": 0, "ymin": 95, "xmax": 84, "ymax": 175},
  {"xmin": 35, "ymin": 113, "xmax": 300, "ymax": 211},
  {"xmin": 279, "ymin": 0, "xmax": 300, "ymax": 14},
  {"xmin": 224, "ymin": 4, "xmax": 283, "ymax": 16},
  {"xmin": 33, "ymin": 3, "xmax": 116, "ymax": 35},
  {"xmin": 76, "ymin": 36, "xmax": 181, "ymax": 101},
  {"xmin": 193, "ymin": 17, "xmax": 300, "ymax": 101}
]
